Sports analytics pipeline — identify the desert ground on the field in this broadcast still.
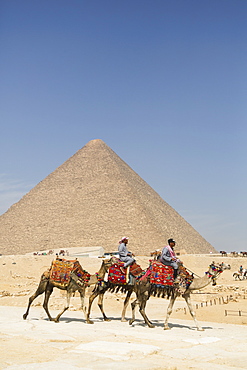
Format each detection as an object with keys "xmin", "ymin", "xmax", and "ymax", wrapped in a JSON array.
[{"xmin": 0, "ymin": 251, "xmax": 247, "ymax": 370}]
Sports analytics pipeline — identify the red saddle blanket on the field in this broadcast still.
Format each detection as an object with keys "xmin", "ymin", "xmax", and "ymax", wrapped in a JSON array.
[
  {"xmin": 108, "ymin": 260, "xmax": 143, "ymax": 284},
  {"xmin": 149, "ymin": 261, "xmax": 194, "ymax": 289},
  {"xmin": 50, "ymin": 258, "xmax": 90, "ymax": 287},
  {"xmin": 149, "ymin": 261, "xmax": 174, "ymax": 286}
]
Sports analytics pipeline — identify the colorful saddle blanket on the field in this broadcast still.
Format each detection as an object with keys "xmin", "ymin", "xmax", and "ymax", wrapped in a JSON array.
[
  {"xmin": 149, "ymin": 261, "xmax": 194, "ymax": 289},
  {"xmin": 50, "ymin": 258, "xmax": 91, "ymax": 287},
  {"xmin": 108, "ymin": 260, "xmax": 143, "ymax": 284},
  {"xmin": 149, "ymin": 261, "xmax": 174, "ymax": 286}
]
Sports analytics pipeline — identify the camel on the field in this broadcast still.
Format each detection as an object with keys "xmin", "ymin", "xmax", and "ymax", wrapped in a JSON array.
[
  {"xmin": 220, "ymin": 250, "xmax": 227, "ymax": 257},
  {"xmin": 240, "ymin": 251, "xmax": 247, "ymax": 257},
  {"xmin": 86, "ymin": 268, "xmax": 137, "ymax": 324},
  {"xmin": 23, "ymin": 257, "xmax": 117, "ymax": 323},
  {"xmin": 129, "ymin": 263, "xmax": 225, "ymax": 331},
  {"xmin": 150, "ymin": 249, "xmax": 161, "ymax": 260}
]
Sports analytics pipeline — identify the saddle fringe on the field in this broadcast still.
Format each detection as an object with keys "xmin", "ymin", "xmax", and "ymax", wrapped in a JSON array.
[
  {"xmin": 92, "ymin": 282, "xmax": 133, "ymax": 295},
  {"xmin": 149, "ymin": 284, "xmax": 174, "ymax": 299}
]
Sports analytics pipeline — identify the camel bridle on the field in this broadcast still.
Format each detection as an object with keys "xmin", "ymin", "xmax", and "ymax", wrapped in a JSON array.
[{"xmin": 206, "ymin": 264, "xmax": 223, "ymax": 286}]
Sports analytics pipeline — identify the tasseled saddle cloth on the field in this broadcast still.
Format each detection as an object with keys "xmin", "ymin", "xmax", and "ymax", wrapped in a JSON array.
[
  {"xmin": 149, "ymin": 261, "xmax": 194, "ymax": 290},
  {"xmin": 149, "ymin": 261, "xmax": 174, "ymax": 286},
  {"xmin": 50, "ymin": 258, "xmax": 91, "ymax": 287},
  {"xmin": 108, "ymin": 260, "xmax": 143, "ymax": 284}
]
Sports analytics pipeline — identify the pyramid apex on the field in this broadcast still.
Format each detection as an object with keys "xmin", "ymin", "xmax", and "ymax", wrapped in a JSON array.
[
  {"xmin": 82, "ymin": 139, "xmax": 110, "ymax": 152},
  {"xmin": 87, "ymin": 139, "xmax": 105, "ymax": 146}
]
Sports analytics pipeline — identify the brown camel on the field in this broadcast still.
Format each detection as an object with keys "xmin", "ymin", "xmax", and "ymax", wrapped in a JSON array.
[
  {"xmin": 129, "ymin": 263, "xmax": 225, "ymax": 331},
  {"xmin": 23, "ymin": 257, "xmax": 117, "ymax": 322},
  {"xmin": 85, "ymin": 259, "xmax": 151, "ymax": 324},
  {"xmin": 150, "ymin": 249, "xmax": 161, "ymax": 260}
]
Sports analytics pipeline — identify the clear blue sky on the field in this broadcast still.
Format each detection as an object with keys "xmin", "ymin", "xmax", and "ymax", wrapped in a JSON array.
[{"xmin": 1, "ymin": 0, "xmax": 246, "ymax": 252}]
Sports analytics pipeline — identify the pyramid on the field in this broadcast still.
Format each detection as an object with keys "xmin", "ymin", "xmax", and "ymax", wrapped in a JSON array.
[{"xmin": 0, "ymin": 139, "xmax": 216, "ymax": 255}]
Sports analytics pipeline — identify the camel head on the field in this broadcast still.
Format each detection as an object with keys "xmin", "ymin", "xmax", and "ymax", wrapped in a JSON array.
[
  {"xmin": 206, "ymin": 264, "xmax": 224, "ymax": 286},
  {"xmin": 220, "ymin": 263, "xmax": 231, "ymax": 270},
  {"xmin": 101, "ymin": 256, "xmax": 118, "ymax": 270},
  {"xmin": 93, "ymin": 257, "xmax": 119, "ymax": 283}
]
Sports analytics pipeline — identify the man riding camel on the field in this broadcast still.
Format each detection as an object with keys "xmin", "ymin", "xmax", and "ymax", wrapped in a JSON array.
[
  {"xmin": 118, "ymin": 236, "xmax": 135, "ymax": 269},
  {"xmin": 159, "ymin": 238, "xmax": 181, "ymax": 282}
]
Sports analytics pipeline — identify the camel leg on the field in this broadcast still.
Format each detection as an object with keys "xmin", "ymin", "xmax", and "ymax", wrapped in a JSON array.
[
  {"xmin": 183, "ymin": 293, "xmax": 204, "ymax": 331},
  {"xmin": 78, "ymin": 286, "xmax": 88, "ymax": 321},
  {"xmin": 54, "ymin": 290, "xmax": 73, "ymax": 323},
  {"xmin": 129, "ymin": 293, "xmax": 154, "ymax": 328},
  {"xmin": 164, "ymin": 296, "xmax": 176, "ymax": 330},
  {"xmin": 138, "ymin": 295, "xmax": 155, "ymax": 328},
  {"xmin": 121, "ymin": 290, "xmax": 133, "ymax": 322},
  {"xmin": 86, "ymin": 291, "xmax": 97, "ymax": 324},
  {"xmin": 86, "ymin": 285, "xmax": 109, "ymax": 324},
  {"xmin": 23, "ymin": 278, "xmax": 48, "ymax": 320},
  {"xmin": 97, "ymin": 292, "xmax": 111, "ymax": 322},
  {"xmin": 129, "ymin": 298, "xmax": 138, "ymax": 325},
  {"xmin": 43, "ymin": 285, "xmax": 55, "ymax": 321},
  {"xmin": 78, "ymin": 287, "xmax": 86, "ymax": 311}
]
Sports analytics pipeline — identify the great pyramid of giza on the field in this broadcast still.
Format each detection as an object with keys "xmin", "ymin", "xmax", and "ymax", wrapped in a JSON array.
[{"xmin": 0, "ymin": 139, "xmax": 216, "ymax": 255}]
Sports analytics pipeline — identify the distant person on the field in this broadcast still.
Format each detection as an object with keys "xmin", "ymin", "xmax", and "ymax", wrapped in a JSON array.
[
  {"xmin": 210, "ymin": 261, "xmax": 216, "ymax": 269},
  {"xmin": 239, "ymin": 265, "xmax": 243, "ymax": 275},
  {"xmin": 118, "ymin": 237, "xmax": 135, "ymax": 269},
  {"xmin": 159, "ymin": 238, "xmax": 181, "ymax": 281}
]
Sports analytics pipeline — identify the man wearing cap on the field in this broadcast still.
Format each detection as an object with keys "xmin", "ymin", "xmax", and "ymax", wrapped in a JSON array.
[
  {"xmin": 159, "ymin": 238, "xmax": 181, "ymax": 281},
  {"xmin": 118, "ymin": 237, "xmax": 135, "ymax": 268}
]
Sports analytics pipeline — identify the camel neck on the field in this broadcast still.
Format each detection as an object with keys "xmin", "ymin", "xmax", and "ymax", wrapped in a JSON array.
[{"xmin": 189, "ymin": 273, "xmax": 212, "ymax": 290}]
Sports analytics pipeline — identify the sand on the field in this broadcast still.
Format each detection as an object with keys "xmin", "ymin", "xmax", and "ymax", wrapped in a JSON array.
[{"xmin": 0, "ymin": 252, "xmax": 247, "ymax": 370}]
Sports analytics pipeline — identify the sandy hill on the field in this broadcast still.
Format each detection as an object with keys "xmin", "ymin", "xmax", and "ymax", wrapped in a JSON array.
[{"xmin": 0, "ymin": 139, "xmax": 216, "ymax": 255}]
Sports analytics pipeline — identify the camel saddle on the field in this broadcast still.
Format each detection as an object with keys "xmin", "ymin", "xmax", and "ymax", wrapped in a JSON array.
[
  {"xmin": 149, "ymin": 260, "xmax": 174, "ymax": 286},
  {"xmin": 50, "ymin": 258, "xmax": 91, "ymax": 287},
  {"xmin": 108, "ymin": 259, "xmax": 143, "ymax": 284},
  {"xmin": 149, "ymin": 260, "xmax": 194, "ymax": 290}
]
